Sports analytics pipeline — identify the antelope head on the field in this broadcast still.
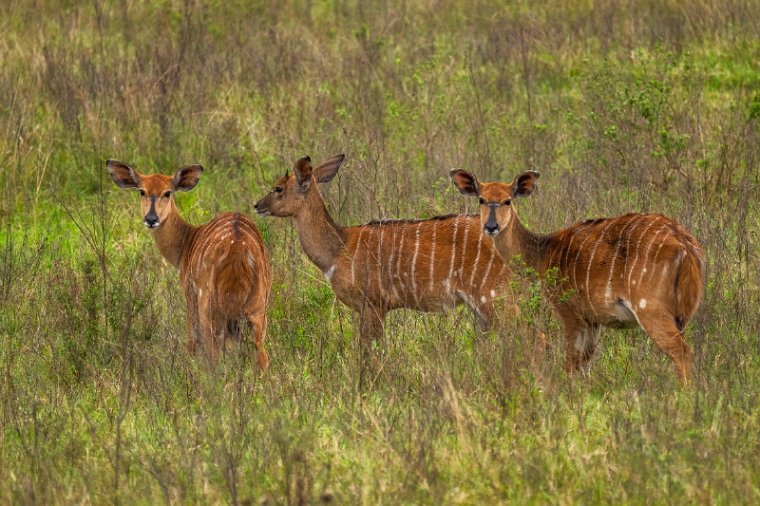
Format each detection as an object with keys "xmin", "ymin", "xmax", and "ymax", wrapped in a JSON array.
[
  {"xmin": 107, "ymin": 160, "xmax": 204, "ymax": 229},
  {"xmin": 254, "ymin": 154, "xmax": 345, "ymax": 217},
  {"xmin": 450, "ymin": 169, "xmax": 539, "ymax": 236}
]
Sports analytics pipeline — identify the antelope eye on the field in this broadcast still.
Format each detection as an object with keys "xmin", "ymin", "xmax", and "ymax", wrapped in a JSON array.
[
  {"xmin": 478, "ymin": 198, "xmax": 485, "ymax": 205},
  {"xmin": 502, "ymin": 199, "xmax": 512, "ymax": 206},
  {"xmin": 274, "ymin": 186, "xmax": 283, "ymax": 193},
  {"xmin": 163, "ymin": 191, "xmax": 171, "ymax": 198},
  {"xmin": 139, "ymin": 189, "xmax": 146, "ymax": 197}
]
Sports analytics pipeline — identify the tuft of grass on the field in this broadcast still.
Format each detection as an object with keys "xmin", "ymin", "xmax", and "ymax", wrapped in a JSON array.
[{"xmin": 0, "ymin": 0, "xmax": 758, "ymax": 503}]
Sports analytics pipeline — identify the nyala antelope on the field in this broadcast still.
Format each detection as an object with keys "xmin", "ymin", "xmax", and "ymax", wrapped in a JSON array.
[
  {"xmin": 107, "ymin": 160, "xmax": 272, "ymax": 368},
  {"xmin": 254, "ymin": 155, "xmax": 515, "ymax": 343},
  {"xmin": 450, "ymin": 169, "xmax": 705, "ymax": 383}
]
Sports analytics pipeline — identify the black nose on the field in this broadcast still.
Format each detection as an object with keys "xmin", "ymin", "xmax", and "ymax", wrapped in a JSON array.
[
  {"xmin": 144, "ymin": 214, "xmax": 159, "ymax": 228},
  {"xmin": 254, "ymin": 202, "xmax": 259, "ymax": 209},
  {"xmin": 484, "ymin": 224, "xmax": 499, "ymax": 235}
]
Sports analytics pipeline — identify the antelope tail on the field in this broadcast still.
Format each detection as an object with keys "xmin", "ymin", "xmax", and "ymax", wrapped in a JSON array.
[{"xmin": 674, "ymin": 240, "xmax": 705, "ymax": 331}]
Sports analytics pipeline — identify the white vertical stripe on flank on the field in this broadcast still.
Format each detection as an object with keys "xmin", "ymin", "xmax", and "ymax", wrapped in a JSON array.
[
  {"xmin": 459, "ymin": 219, "xmax": 470, "ymax": 279},
  {"xmin": 352, "ymin": 227, "xmax": 366, "ymax": 286},
  {"xmin": 411, "ymin": 222, "xmax": 422, "ymax": 294},
  {"xmin": 604, "ymin": 215, "xmax": 640, "ymax": 302},
  {"xmin": 585, "ymin": 219, "xmax": 617, "ymax": 308},
  {"xmin": 562, "ymin": 229, "xmax": 579, "ymax": 271},
  {"xmin": 479, "ymin": 247, "xmax": 496, "ymax": 291},
  {"xmin": 387, "ymin": 224, "xmax": 400, "ymax": 301},
  {"xmin": 637, "ymin": 225, "xmax": 669, "ymax": 286},
  {"xmin": 377, "ymin": 226, "xmax": 385, "ymax": 296},
  {"xmin": 570, "ymin": 225, "xmax": 598, "ymax": 298},
  {"xmin": 446, "ymin": 217, "xmax": 460, "ymax": 287},
  {"xmin": 396, "ymin": 223, "xmax": 407, "ymax": 298},
  {"xmin": 192, "ymin": 214, "xmax": 235, "ymax": 277},
  {"xmin": 627, "ymin": 217, "xmax": 661, "ymax": 291},
  {"xmin": 647, "ymin": 228, "xmax": 671, "ymax": 282},
  {"xmin": 428, "ymin": 220, "xmax": 438, "ymax": 291},
  {"xmin": 468, "ymin": 232, "xmax": 484, "ymax": 289},
  {"xmin": 621, "ymin": 214, "xmax": 647, "ymax": 292}
]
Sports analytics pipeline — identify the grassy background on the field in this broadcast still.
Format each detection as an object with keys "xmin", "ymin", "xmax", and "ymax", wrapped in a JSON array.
[{"xmin": 1, "ymin": 0, "xmax": 759, "ymax": 503}]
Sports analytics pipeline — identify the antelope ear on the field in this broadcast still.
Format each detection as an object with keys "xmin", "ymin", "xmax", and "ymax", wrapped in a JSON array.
[
  {"xmin": 449, "ymin": 169, "xmax": 480, "ymax": 196},
  {"xmin": 294, "ymin": 156, "xmax": 313, "ymax": 190},
  {"xmin": 314, "ymin": 154, "xmax": 345, "ymax": 183},
  {"xmin": 172, "ymin": 164, "xmax": 204, "ymax": 192},
  {"xmin": 106, "ymin": 160, "xmax": 141, "ymax": 189},
  {"xmin": 512, "ymin": 171, "xmax": 539, "ymax": 198}
]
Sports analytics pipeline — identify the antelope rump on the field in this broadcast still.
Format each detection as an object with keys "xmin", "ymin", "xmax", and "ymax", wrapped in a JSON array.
[{"xmin": 450, "ymin": 168, "xmax": 705, "ymax": 383}]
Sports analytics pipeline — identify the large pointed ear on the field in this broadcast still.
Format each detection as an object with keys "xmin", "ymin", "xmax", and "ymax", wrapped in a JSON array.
[
  {"xmin": 512, "ymin": 171, "xmax": 539, "ymax": 198},
  {"xmin": 106, "ymin": 160, "xmax": 141, "ymax": 189},
  {"xmin": 314, "ymin": 154, "xmax": 345, "ymax": 183},
  {"xmin": 172, "ymin": 164, "xmax": 204, "ymax": 192},
  {"xmin": 449, "ymin": 169, "xmax": 480, "ymax": 196},
  {"xmin": 294, "ymin": 156, "xmax": 313, "ymax": 190}
]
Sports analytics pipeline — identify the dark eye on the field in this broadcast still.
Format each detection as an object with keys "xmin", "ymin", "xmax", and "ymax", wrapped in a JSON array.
[
  {"xmin": 163, "ymin": 191, "xmax": 171, "ymax": 198},
  {"xmin": 274, "ymin": 186, "xmax": 283, "ymax": 193},
  {"xmin": 139, "ymin": 189, "xmax": 146, "ymax": 197},
  {"xmin": 478, "ymin": 198, "xmax": 485, "ymax": 205},
  {"xmin": 502, "ymin": 199, "xmax": 512, "ymax": 206}
]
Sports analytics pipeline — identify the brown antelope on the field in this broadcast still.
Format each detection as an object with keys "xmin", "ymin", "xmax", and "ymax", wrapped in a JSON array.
[
  {"xmin": 254, "ymin": 155, "xmax": 515, "ymax": 343},
  {"xmin": 107, "ymin": 160, "xmax": 272, "ymax": 368},
  {"xmin": 450, "ymin": 169, "xmax": 705, "ymax": 382}
]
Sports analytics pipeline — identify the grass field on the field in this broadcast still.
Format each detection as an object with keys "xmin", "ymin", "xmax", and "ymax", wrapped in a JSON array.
[{"xmin": 1, "ymin": 0, "xmax": 759, "ymax": 503}]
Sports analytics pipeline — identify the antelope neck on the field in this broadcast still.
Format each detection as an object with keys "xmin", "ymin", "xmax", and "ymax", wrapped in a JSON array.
[
  {"xmin": 151, "ymin": 202, "xmax": 197, "ymax": 269},
  {"xmin": 294, "ymin": 188, "xmax": 347, "ymax": 273},
  {"xmin": 496, "ymin": 213, "xmax": 555, "ymax": 276}
]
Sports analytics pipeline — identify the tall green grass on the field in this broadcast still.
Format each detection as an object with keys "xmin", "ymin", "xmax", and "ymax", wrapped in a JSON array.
[{"xmin": 1, "ymin": 0, "xmax": 758, "ymax": 503}]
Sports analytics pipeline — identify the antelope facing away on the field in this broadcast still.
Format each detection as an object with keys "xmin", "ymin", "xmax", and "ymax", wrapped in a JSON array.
[
  {"xmin": 450, "ymin": 169, "xmax": 705, "ymax": 383},
  {"xmin": 254, "ymin": 155, "xmax": 514, "ymax": 343},
  {"xmin": 107, "ymin": 160, "xmax": 272, "ymax": 368}
]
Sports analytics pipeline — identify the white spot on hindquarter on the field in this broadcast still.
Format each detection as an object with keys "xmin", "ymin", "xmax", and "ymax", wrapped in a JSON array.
[
  {"xmin": 480, "ymin": 296, "xmax": 487, "ymax": 303},
  {"xmin": 639, "ymin": 299, "xmax": 647, "ymax": 309},
  {"xmin": 325, "ymin": 264, "xmax": 336, "ymax": 282},
  {"xmin": 490, "ymin": 289, "xmax": 496, "ymax": 298}
]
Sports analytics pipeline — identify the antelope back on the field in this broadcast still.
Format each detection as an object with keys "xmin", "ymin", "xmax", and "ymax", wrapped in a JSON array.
[{"xmin": 338, "ymin": 214, "xmax": 509, "ymax": 309}]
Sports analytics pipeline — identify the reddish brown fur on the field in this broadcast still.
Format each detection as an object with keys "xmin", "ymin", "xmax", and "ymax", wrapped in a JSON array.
[
  {"xmin": 254, "ymin": 155, "xmax": 515, "ymax": 342},
  {"xmin": 451, "ymin": 169, "xmax": 705, "ymax": 383},
  {"xmin": 107, "ymin": 160, "xmax": 272, "ymax": 368}
]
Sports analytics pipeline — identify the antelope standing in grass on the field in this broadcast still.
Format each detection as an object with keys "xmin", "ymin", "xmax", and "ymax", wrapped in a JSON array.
[
  {"xmin": 254, "ymin": 155, "xmax": 515, "ymax": 342},
  {"xmin": 450, "ymin": 169, "xmax": 705, "ymax": 382},
  {"xmin": 107, "ymin": 160, "xmax": 272, "ymax": 368}
]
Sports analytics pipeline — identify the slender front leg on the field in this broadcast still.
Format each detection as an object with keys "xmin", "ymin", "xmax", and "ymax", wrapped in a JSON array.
[
  {"xmin": 359, "ymin": 305, "xmax": 386, "ymax": 344},
  {"xmin": 558, "ymin": 308, "xmax": 589, "ymax": 378}
]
